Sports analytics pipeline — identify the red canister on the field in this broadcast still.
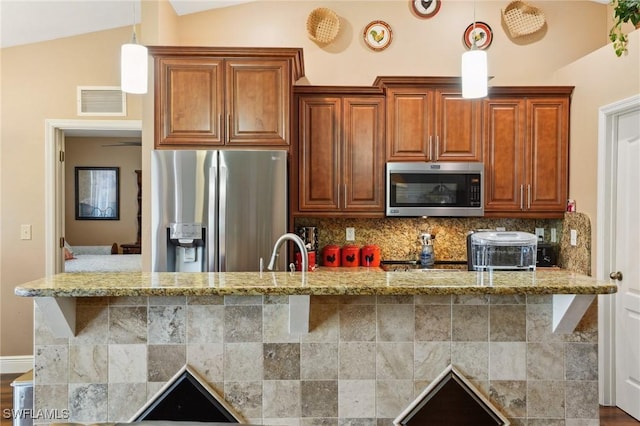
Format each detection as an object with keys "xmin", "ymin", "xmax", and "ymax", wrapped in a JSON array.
[
  {"xmin": 295, "ymin": 251, "xmax": 316, "ymax": 271},
  {"xmin": 322, "ymin": 245, "xmax": 341, "ymax": 267},
  {"xmin": 341, "ymin": 245, "xmax": 361, "ymax": 267},
  {"xmin": 360, "ymin": 244, "xmax": 381, "ymax": 267}
]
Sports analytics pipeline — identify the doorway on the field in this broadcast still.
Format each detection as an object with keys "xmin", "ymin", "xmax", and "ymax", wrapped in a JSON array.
[
  {"xmin": 597, "ymin": 94, "xmax": 640, "ymax": 420},
  {"xmin": 44, "ymin": 119, "xmax": 142, "ymax": 275}
]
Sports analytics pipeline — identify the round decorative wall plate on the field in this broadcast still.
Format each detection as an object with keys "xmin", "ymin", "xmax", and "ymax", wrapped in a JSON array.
[
  {"xmin": 410, "ymin": 0, "xmax": 442, "ymax": 19},
  {"xmin": 463, "ymin": 22, "xmax": 493, "ymax": 50},
  {"xmin": 364, "ymin": 20, "xmax": 393, "ymax": 51}
]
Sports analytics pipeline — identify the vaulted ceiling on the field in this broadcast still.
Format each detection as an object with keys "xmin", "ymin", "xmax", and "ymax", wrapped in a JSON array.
[{"xmin": 0, "ymin": 1, "xmax": 251, "ymax": 48}]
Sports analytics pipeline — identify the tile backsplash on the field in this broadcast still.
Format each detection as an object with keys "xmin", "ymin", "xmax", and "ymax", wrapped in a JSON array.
[
  {"xmin": 295, "ymin": 213, "xmax": 591, "ymax": 274},
  {"xmin": 294, "ymin": 217, "xmax": 561, "ymax": 262}
]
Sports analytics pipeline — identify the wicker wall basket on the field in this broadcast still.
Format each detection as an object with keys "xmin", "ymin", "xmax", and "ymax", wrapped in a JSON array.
[
  {"xmin": 501, "ymin": 0, "xmax": 546, "ymax": 38},
  {"xmin": 306, "ymin": 8, "xmax": 341, "ymax": 44}
]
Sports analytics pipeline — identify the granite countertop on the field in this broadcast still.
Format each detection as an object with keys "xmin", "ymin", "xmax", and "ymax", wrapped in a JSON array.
[{"xmin": 14, "ymin": 269, "xmax": 617, "ymax": 297}]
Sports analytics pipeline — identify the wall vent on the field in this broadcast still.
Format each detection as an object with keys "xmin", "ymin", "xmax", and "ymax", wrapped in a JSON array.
[{"xmin": 77, "ymin": 86, "xmax": 126, "ymax": 116}]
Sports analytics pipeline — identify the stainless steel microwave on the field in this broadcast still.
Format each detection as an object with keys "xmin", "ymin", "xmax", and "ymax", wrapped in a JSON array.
[{"xmin": 386, "ymin": 162, "xmax": 484, "ymax": 217}]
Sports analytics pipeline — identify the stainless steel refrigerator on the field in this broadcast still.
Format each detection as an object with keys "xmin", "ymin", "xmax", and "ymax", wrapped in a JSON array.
[{"xmin": 151, "ymin": 150, "xmax": 287, "ymax": 272}]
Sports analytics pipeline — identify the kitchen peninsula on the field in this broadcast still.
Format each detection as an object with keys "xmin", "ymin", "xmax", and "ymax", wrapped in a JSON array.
[
  {"xmin": 17, "ymin": 270, "xmax": 615, "ymax": 424},
  {"xmin": 15, "ymin": 269, "xmax": 616, "ymax": 297}
]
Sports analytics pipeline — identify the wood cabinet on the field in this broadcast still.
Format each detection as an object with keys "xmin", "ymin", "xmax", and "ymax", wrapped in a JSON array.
[
  {"xmin": 120, "ymin": 170, "xmax": 142, "ymax": 254},
  {"xmin": 295, "ymin": 89, "xmax": 385, "ymax": 215},
  {"xmin": 377, "ymin": 77, "xmax": 482, "ymax": 162},
  {"xmin": 483, "ymin": 88, "xmax": 572, "ymax": 218},
  {"xmin": 149, "ymin": 47, "xmax": 304, "ymax": 148},
  {"xmin": 291, "ymin": 80, "xmax": 572, "ymax": 219},
  {"xmin": 435, "ymin": 89, "xmax": 483, "ymax": 161}
]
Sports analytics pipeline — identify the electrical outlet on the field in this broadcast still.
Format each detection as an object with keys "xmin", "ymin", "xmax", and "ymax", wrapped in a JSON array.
[
  {"xmin": 535, "ymin": 228, "xmax": 544, "ymax": 240},
  {"xmin": 20, "ymin": 224, "xmax": 32, "ymax": 240},
  {"xmin": 550, "ymin": 228, "xmax": 557, "ymax": 243},
  {"xmin": 346, "ymin": 227, "xmax": 355, "ymax": 241},
  {"xmin": 570, "ymin": 229, "xmax": 578, "ymax": 246}
]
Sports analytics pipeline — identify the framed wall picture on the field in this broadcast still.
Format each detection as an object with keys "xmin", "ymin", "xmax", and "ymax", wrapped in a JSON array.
[
  {"xmin": 364, "ymin": 21, "xmax": 393, "ymax": 51},
  {"xmin": 75, "ymin": 167, "xmax": 120, "ymax": 220}
]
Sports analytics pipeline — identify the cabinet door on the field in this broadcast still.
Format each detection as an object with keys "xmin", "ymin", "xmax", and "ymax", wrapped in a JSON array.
[
  {"xmin": 435, "ymin": 89, "xmax": 482, "ymax": 162},
  {"xmin": 343, "ymin": 97, "xmax": 385, "ymax": 212},
  {"xmin": 483, "ymin": 98, "xmax": 526, "ymax": 213},
  {"xmin": 298, "ymin": 97, "xmax": 341, "ymax": 211},
  {"xmin": 156, "ymin": 57, "xmax": 224, "ymax": 146},
  {"xmin": 386, "ymin": 88, "xmax": 434, "ymax": 161},
  {"xmin": 226, "ymin": 59, "xmax": 290, "ymax": 146},
  {"xmin": 526, "ymin": 98, "xmax": 569, "ymax": 212}
]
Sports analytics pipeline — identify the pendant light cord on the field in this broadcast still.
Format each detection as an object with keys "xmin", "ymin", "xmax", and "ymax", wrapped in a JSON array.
[
  {"xmin": 473, "ymin": 0, "xmax": 476, "ymax": 30},
  {"xmin": 131, "ymin": 2, "xmax": 138, "ymax": 44},
  {"xmin": 471, "ymin": 0, "xmax": 477, "ymax": 49}
]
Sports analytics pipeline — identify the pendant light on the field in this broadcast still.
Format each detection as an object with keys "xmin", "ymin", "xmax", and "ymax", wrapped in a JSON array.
[
  {"xmin": 461, "ymin": 1, "xmax": 487, "ymax": 99},
  {"xmin": 120, "ymin": 2, "xmax": 148, "ymax": 94}
]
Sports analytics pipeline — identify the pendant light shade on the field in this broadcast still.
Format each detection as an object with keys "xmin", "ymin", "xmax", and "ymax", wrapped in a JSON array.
[
  {"xmin": 121, "ymin": 42, "xmax": 148, "ymax": 94},
  {"xmin": 461, "ymin": 0, "xmax": 488, "ymax": 99},
  {"xmin": 120, "ymin": 3, "xmax": 147, "ymax": 95},
  {"xmin": 461, "ymin": 47, "xmax": 487, "ymax": 99}
]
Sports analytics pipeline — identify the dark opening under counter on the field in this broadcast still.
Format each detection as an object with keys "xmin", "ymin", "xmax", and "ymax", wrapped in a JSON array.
[{"xmin": 16, "ymin": 269, "xmax": 616, "ymax": 338}]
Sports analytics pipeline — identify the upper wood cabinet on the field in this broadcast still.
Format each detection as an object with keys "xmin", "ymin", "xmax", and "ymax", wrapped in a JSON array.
[
  {"xmin": 483, "ymin": 87, "xmax": 573, "ymax": 218},
  {"xmin": 154, "ymin": 57, "xmax": 223, "ymax": 146},
  {"xmin": 377, "ymin": 77, "xmax": 482, "ymax": 162},
  {"xmin": 294, "ymin": 88, "xmax": 385, "ymax": 216},
  {"xmin": 436, "ymin": 89, "xmax": 482, "ymax": 161},
  {"xmin": 149, "ymin": 47, "xmax": 304, "ymax": 148}
]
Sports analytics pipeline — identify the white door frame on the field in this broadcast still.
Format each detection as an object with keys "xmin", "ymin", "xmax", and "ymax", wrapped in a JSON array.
[
  {"xmin": 596, "ymin": 94, "xmax": 640, "ymax": 405},
  {"xmin": 44, "ymin": 119, "xmax": 142, "ymax": 276}
]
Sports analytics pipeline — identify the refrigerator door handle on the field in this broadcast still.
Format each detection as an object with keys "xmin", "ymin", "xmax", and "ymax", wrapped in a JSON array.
[
  {"xmin": 218, "ymin": 160, "xmax": 228, "ymax": 272},
  {"xmin": 208, "ymin": 161, "xmax": 218, "ymax": 272}
]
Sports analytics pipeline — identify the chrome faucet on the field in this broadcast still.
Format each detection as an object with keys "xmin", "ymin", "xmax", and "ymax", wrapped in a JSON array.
[{"xmin": 268, "ymin": 233, "xmax": 308, "ymax": 272}]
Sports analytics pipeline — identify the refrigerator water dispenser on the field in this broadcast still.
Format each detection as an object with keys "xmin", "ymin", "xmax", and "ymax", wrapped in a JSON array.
[{"xmin": 167, "ymin": 222, "xmax": 205, "ymax": 272}]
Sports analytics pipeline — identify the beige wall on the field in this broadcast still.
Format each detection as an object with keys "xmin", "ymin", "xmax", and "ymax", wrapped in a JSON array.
[
  {"xmin": 1, "ymin": 28, "xmax": 143, "ymax": 356},
  {"xmin": 1, "ymin": 0, "xmax": 637, "ymax": 358},
  {"xmin": 138, "ymin": 0, "xmax": 180, "ymax": 273},
  {"xmin": 177, "ymin": 1, "xmax": 608, "ymax": 86},
  {"xmin": 64, "ymin": 137, "xmax": 142, "ymax": 247},
  {"xmin": 553, "ymin": 30, "xmax": 640, "ymax": 275}
]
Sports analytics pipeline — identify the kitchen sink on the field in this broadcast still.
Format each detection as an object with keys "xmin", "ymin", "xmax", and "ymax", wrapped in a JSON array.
[{"xmin": 381, "ymin": 260, "xmax": 467, "ymax": 272}]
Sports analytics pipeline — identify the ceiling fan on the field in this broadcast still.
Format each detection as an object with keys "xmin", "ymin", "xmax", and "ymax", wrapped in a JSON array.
[{"xmin": 101, "ymin": 140, "xmax": 141, "ymax": 147}]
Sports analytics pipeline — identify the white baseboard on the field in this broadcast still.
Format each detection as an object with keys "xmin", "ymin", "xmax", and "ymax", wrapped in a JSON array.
[{"xmin": 0, "ymin": 355, "xmax": 33, "ymax": 374}]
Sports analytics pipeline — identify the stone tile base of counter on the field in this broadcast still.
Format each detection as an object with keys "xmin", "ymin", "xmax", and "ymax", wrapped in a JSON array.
[{"xmin": 33, "ymin": 294, "xmax": 599, "ymax": 425}]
